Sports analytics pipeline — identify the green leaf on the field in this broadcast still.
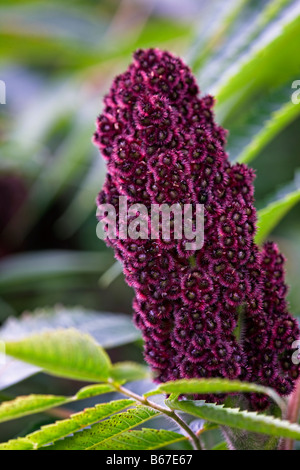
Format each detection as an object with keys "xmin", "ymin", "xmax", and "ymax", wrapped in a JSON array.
[
  {"xmin": 255, "ymin": 189, "xmax": 300, "ymax": 245},
  {"xmin": 236, "ymin": 98, "xmax": 300, "ymax": 164},
  {"xmin": 0, "ymin": 394, "xmax": 68, "ymax": 423},
  {"xmin": 157, "ymin": 378, "xmax": 286, "ymax": 412},
  {"xmin": 227, "ymin": 85, "xmax": 300, "ymax": 164},
  {"xmin": 211, "ymin": 441, "xmax": 229, "ymax": 450},
  {"xmin": 188, "ymin": 0, "xmax": 251, "ymax": 70},
  {"xmin": 0, "ymin": 382, "xmax": 117, "ymax": 426},
  {"xmin": 214, "ymin": 4, "xmax": 300, "ymax": 122},
  {"xmin": 166, "ymin": 399, "xmax": 300, "ymax": 440},
  {"xmin": 0, "ymin": 306, "xmax": 141, "ymax": 391},
  {"xmin": 259, "ymin": 0, "xmax": 294, "ymax": 28},
  {"xmin": 0, "ymin": 399, "xmax": 134, "ymax": 450},
  {"xmin": 109, "ymin": 362, "xmax": 150, "ymax": 383},
  {"xmin": 4, "ymin": 328, "xmax": 111, "ymax": 382},
  {"xmin": 0, "ymin": 438, "xmax": 34, "ymax": 451},
  {"xmin": 94, "ymin": 429, "xmax": 187, "ymax": 451},
  {"xmin": 195, "ymin": 0, "xmax": 295, "ymax": 95},
  {"xmin": 46, "ymin": 406, "xmax": 159, "ymax": 450},
  {"xmin": 143, "ymin": 389, "xmax": 162, "ymax": 398},
  {"xmin": 75, "ymin": 384, "xmax": 115, "ymax": 400}
]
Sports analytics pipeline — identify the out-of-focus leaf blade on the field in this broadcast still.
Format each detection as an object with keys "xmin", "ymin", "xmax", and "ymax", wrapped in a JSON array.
[
  {"xmin": 0, "ymin": 4, "xmax": 106, "ymax": 43},
  {"xmin": 0, "ymin": 4, "xmax": 107, "ymax": 68},
  {"xmin": 227, "ymin": 84, "xmax": 300, "ymax": 163},
  {"xmin": 0, "ymin": 251, "xmax": 113, "ymax": 292},
  {"xmin": 98, "ymin": 261, "xmax": 123, "ymax": 289},
  {"xmin": 4, "ymin": 100, "xmax": 99, "ymax": 242},
  {"xmin": 213, "ymin": 4, "xmax": 300, "ymax": 122},
  {"xmin": 109, "ymin": 362, "xmax": 150, "ymax": 384},
  {"xmin": 0, "ymin": 394, "xmax": 68, "ymax": 424},
  {"xmin": 256, "ymin": 189, "xmax": 300, "ymax": 244},
  {"xmin": 0, "ymin": 382, "xmax": 120, "ymax": 425},
  {"xmin": 234, "ymin": 94, "xmax": 300, "ymax": 164},
  {"xmin": 7, "ymin": 80, "xmax": 81, "ymax": 161},
  {"xmin": 196, "ymin": 0, "xmax": 295, "ymax": 94},
  {"xmin": 188, "ymin": 0, "xmax": 251, "ymax": 70}
]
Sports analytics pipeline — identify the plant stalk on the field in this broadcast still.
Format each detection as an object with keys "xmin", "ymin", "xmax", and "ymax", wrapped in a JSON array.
[{"xmin": 111, "ymin": 380, "xmax": 202, "ymax": 450}]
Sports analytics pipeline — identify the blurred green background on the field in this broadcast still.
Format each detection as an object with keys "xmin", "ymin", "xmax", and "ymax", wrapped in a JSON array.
[{"xmin": 0, "ymin": 0, "xmax": 300, "ymax": 444}]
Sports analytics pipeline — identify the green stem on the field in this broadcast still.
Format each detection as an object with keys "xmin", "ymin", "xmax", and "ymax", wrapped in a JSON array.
[{"xmin": 110, "ymin": 380, "xmax": 202, "ymax": 450}]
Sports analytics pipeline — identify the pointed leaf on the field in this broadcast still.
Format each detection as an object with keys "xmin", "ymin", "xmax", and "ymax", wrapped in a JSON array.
[
  {"xmin": 47, "ymin": 406, "xmax": 159, "ymax": 450},
  {"xmin": 167, "ymin": 399, "xmax": 300, "ymax": 440},
  {"xmin": 75, "ymin": 384, "xmax": 115, "ymax": 400},
  {"xmin": 20, "ymin": 102, "xmax": 98, "ymax": 237},
  {"xmin": 109, "ymin": 362, "xmax": 150, "ymax": 384},
  {"xmin": 0, "ymin": 251, "xmax": 112, "ymax": 292},
  {"xmin": 157, "ymin": 378, "xmax": 285, "ymax": 412},
  {"xmin": 227, "ymin": 85, "xmax": 300, "ymax": 164},
  {"xmin": 0, "ymin": 382, "xmax": 116, "ymax": 426},
  {"xmin": 214, "ymin": 4, "xmax": 300, "ymax": 121},
  {"xmin": 98, "ymin": 261, "xmax": 123, "ymax": 289},
  {"xmin": 255, "ymin": 189, "xmax": 300, "ymax": 244},
  {"xmin": 4, "ymin": 328, "xmax": 111, "ymax": 382},
  {"xmin": 188, "ymin": 0, "xmax": 251, "ymax": 70},
  {"xmin": 197, "ymin": 0, "xmax": 295, "ymax": 94},
  {"xmin": 0, "ymin": 399, "xmax": 134, "ymax": 450}
]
